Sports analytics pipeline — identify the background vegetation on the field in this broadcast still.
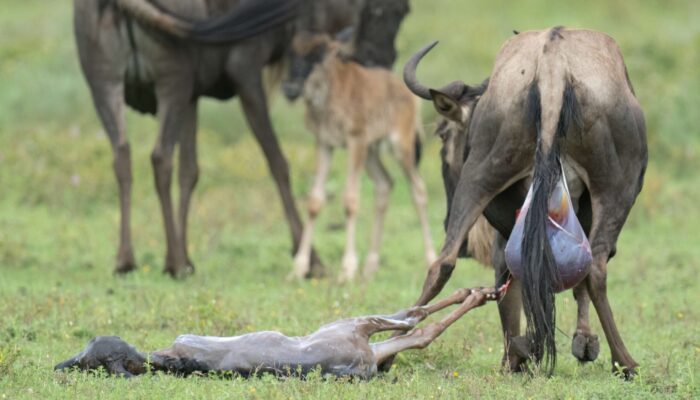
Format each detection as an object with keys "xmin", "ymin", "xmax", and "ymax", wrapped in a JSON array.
[{"xmin": 1, "ymin": 0, "xmax": 698, "ymax": 398}]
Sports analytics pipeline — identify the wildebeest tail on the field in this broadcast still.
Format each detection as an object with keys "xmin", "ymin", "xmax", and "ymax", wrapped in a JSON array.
[
  {"xmin": 414, "ymin": 133, "xmax": 422, "ymax": 166},
  {"xmin": 521, "ymin": 73, "xmax": 581, "ymax": 375},
  {"xmin": 115, "ymin": 0, "xmax": 299, "ymax": 43}
]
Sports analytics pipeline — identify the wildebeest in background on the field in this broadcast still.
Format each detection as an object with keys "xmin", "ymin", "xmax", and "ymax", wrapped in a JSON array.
[
  {"xmin": 399, "ymin": 28, "xmax": 647, "ymax": 377},
  {"xmin": 73, "ymin": 0, "xmax": 386, "ymax": 278},
  {"xmin": 282, "ymin": 33, "xmax": 436, "ymax": 282}
]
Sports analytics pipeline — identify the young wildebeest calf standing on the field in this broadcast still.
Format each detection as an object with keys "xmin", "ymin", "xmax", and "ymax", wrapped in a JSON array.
[{"xmin": 283, "ymin": 33, "xmax": 437, "ymax": 282}]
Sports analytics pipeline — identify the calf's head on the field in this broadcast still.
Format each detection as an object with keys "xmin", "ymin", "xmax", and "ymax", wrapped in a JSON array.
[{"xmin": 283, "ymin": 29, "xmax": 353, "ymax": 101}]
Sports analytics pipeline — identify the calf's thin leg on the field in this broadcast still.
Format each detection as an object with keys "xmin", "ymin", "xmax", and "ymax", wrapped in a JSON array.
[
  {"xmin": 361, "ymin": 288, "xmax": 476, "ymax": 336},
  {"xmin": 371, "ymin": 289, "xmax": 488, "ymax": 365},
  {"xmin": 396, "ymin": 141, "xmax": 437, "ymax": 267},
  {"xmin": 291, "ymin": 144, "xmax": 334, "ymax": 279},
  {"xmin": 362, "ymin": 146, "xmax": 393, "ymax": 279},
  {"xmin": 338, "ymin": 137, "xmax": 367, "ymax": 283}
]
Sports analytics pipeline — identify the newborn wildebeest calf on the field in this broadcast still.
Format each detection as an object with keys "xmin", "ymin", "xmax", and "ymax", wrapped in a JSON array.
[
  {"xmin": 282, "ymin": 33, "xmax": 436, "ymax": 282},
  {"xmin": 55, "ymin": 287, "xmax": 501, "ymax": 379}
]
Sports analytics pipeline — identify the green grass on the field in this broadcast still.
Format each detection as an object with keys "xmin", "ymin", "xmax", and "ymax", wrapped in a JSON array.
[{"xmin": 1, "ymin": 0, "xmax": 699, "ymax": 398}]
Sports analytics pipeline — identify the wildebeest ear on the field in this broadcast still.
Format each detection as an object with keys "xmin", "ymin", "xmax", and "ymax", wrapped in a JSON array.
[{"xmin": 430, "ymin": 89, "xmax": 463, "ymax": 122}]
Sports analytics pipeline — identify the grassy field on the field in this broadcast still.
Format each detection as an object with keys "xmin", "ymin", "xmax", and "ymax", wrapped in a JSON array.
[{"xmin": 1, "ymin": 0, "xmax": 699, "ymax": 398}]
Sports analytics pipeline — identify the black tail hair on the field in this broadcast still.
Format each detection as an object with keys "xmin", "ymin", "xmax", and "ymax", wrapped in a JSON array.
[
  {"xmin": 414, "ymin": 133, "xmax": 422, "ymax": 166},
  {"xmin": 521, "ymin": 79, "xmax": 581, "ymax": 375},
  {"xmin": 169, "ymin": 0, "xmax": 300, "ymax": 43}
]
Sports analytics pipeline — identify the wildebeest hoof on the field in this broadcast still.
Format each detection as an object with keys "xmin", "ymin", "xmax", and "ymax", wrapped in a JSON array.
[
  {"xmin": 612, "ymin": 362, "xmax": 637, "ymax": 380},
  {"xmin": 164, "ymin": 262, "xmax": 195, "ymax": 279},
  {"xmin": 571, "ymin": 331, "xmax": 599, "ymax": 363},
  {"xmin": 114, "ymin": 259, "xmax": 137, "ymax": 275},
  {"xmin": 503, "ymin": 335, "xmax": 531, "ymax": 373}
]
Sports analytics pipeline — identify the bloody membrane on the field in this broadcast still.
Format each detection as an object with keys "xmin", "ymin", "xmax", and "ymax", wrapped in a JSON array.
[{"xmin": 504, "ymin": 171, "xmax": 592, "ymax": 292}]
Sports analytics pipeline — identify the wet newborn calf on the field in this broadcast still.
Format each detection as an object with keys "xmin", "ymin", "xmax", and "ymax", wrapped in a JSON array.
[{"xmin": 55, "ymin": 287, "xmax": 498, "ymax": 379}]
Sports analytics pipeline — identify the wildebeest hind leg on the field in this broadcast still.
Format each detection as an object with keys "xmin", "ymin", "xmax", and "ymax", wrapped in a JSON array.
[
  {"xmin": 493, "ymin": 234, "xmax": 527, "ymax": 372},
  {"xmin": 586, "ymin": 189, "xmax": 639, "ymax": 377},
  {"xmin": 176, "ymin": 106, "xmax": 199, "ymax": 273},
  {"xmin": 571, "ymin": 283, "xmax": 600, "ymax": 363},
  {"xmin": 152, "ymin": 79, "xmax": 195, "ymax": 278}
]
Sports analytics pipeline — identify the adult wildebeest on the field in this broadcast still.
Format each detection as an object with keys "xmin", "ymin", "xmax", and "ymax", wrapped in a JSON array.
[
  {"xmin": 282, "ymin": 33, "xmax": 436, "ymax": 282},
  {"xmin": 397, "ymin": 27, "xmax": 647, "ymax": 377},
  {"xmin": 73, "ymin": 0, "xmax": 378, "ymax": 278},
  {"xmin": 55, "ymin": 286, "xmax": 502, "ymax": 378}
]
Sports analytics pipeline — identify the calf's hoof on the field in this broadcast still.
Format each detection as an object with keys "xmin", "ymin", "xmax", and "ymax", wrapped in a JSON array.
[
  {"xmin": 571, "ymin": 331, "xmax": 600, "ymax": 363},
  {"xmin": 362, "ymin": 253, "xmax": 380, "ymax": 281},
  {"xmin": 307, "ymin": 251, "xmax": 327, "ymax": 279}
]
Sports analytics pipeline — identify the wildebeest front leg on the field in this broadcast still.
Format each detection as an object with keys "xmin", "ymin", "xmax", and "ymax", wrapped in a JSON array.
[
  {"xmin": 232, "ymin": 67, "xmax": 325, "ymax": 277},
  {"xmin": 152, "ymin": 79, "xmax": 195, "ymax": 278},
  {"xmin": 89, "ymin": 79, "xmax": 136, "ymax": 275},
  {"xmin": 371, "ymin": 289, "xmax": 489, "ymax": 365},
  {"xmin": 417, "ymin": 153, "xmax": 527, "ymax": 307},
  {"xmin": 571, "ymin": 282, "xmax": 600, "ymax": 363}
]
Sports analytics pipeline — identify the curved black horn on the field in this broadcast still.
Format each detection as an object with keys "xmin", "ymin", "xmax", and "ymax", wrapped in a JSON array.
[{"xmin": 403, "ymin": 41, "xmax": 439, "ymax": 100}]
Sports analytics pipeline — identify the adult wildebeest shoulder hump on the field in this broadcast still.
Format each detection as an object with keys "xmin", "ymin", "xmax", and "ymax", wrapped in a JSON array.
[
  {"xmin": 73, "ymin": 0, "xmax": 367, "ymax": 277},
  {"xmin": 400, "ymin": 27, "xmax": 647, "ymax": 377}
]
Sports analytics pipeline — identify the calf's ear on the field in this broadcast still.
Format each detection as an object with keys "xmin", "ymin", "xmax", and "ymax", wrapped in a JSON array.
[{"xmin": 430, "ymin": 89, "xmax": 463, "ymax": 122}]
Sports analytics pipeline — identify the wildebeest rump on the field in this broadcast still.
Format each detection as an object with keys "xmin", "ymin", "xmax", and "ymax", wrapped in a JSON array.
[
  {"xmin": 399, "ymin": 28, "xmax": 647, "ymax": 376},
  {"xmin": 55, "ymin": 286, "xmax": 500, "ymax": 379},
  {"xmin": 73, "ymin": 0, "xmax": 398, "ymax": 278}
]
